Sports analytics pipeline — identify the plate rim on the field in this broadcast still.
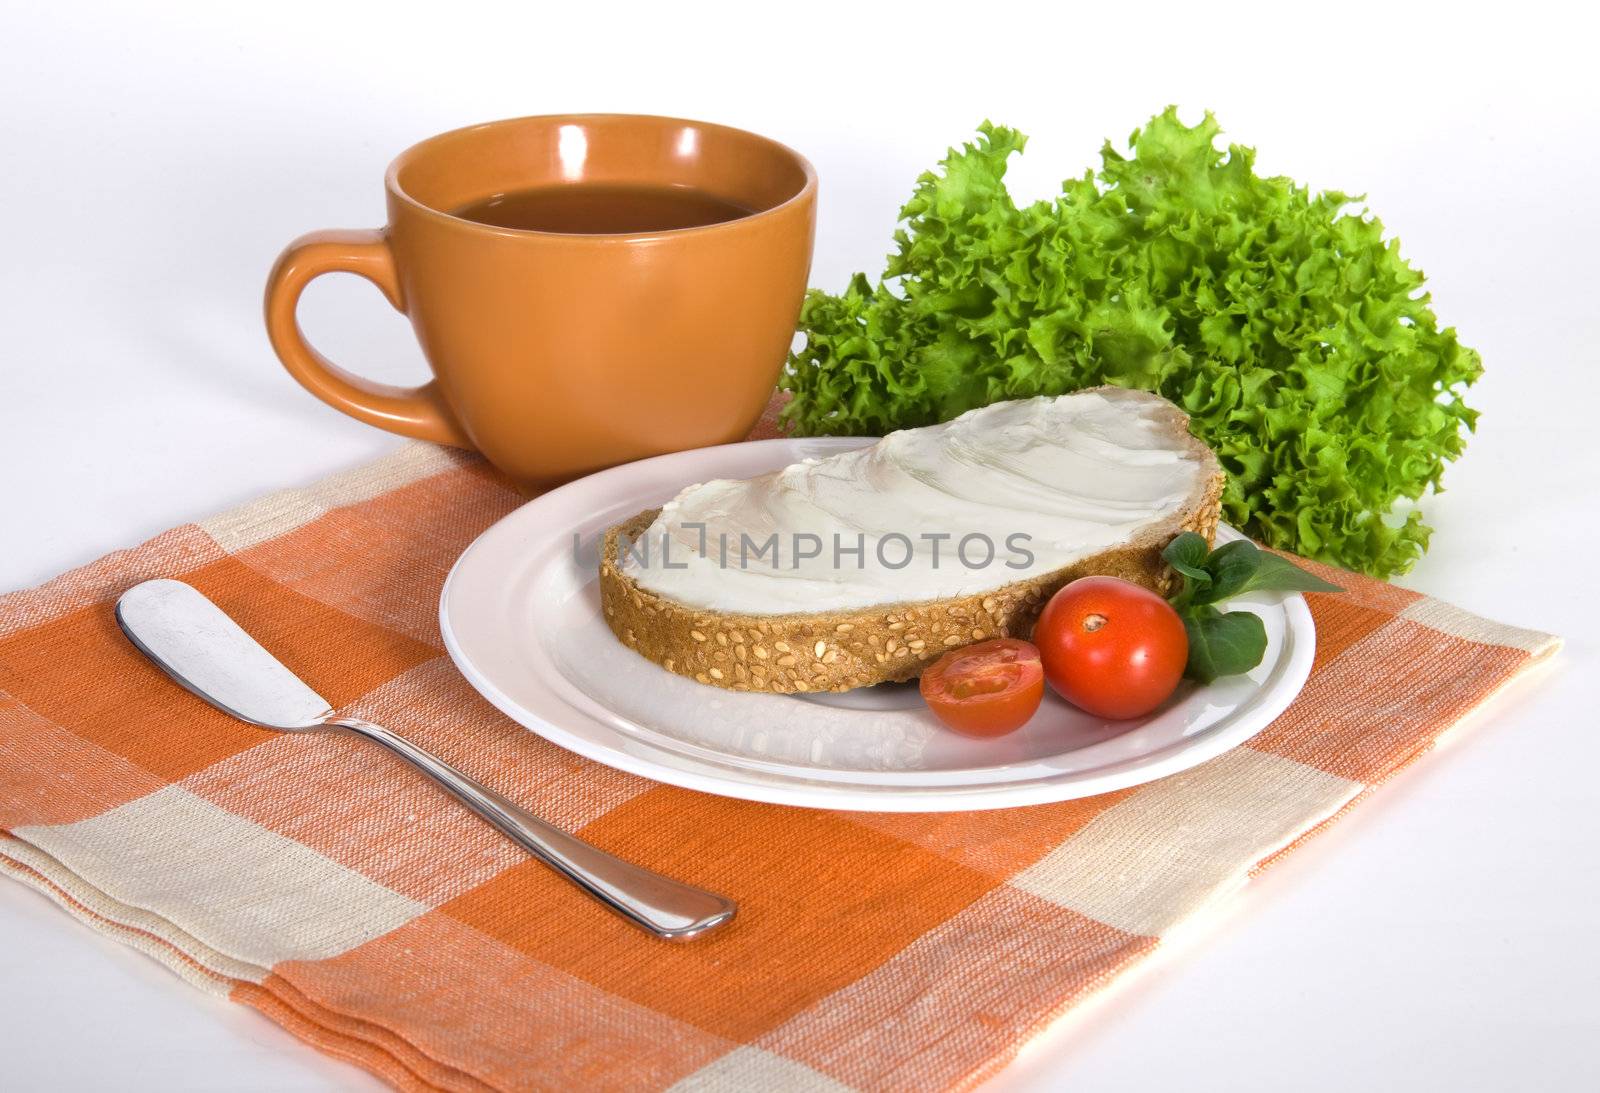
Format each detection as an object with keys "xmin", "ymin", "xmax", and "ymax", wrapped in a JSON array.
[{"xmin": 439, "ymin": 438, "xmax": 1315, "ymax": 812}]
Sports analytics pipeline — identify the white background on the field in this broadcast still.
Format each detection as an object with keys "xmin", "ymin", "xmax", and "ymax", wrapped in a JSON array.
[{"xmin": 3, "ymin": 0, "xmax": 1598, "ymax": 1088}]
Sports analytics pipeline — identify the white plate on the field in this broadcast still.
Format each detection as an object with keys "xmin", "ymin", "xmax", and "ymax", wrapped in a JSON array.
[{"xmin": 440, "ymin": 438, "xmax": 1314, "ymax": 812}]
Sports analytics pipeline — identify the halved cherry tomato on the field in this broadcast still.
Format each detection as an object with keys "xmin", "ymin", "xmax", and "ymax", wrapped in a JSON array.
[
  {"xmin": 1033, "ymin": 576, "xmax": 1187, "ymax": 720},
  {"xmin": 919, "ymin": 637, "xmax": 1044, "ymax": 737}
]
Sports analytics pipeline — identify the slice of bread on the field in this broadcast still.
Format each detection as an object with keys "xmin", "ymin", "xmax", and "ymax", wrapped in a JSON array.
[{"xmin": 599, "ymin": 390, "xmax": 1223, "ymax": 694}]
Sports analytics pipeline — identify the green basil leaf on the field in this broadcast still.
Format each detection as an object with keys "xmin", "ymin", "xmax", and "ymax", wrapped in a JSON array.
[
  {"xmin": 1231, "ymin": 551, "xmax": 1344, "ymax": 596},
  {"xmin": 1181, "ymin": 607, "xmax": 1268, "ymax": 684},
  {"xmin": 1161, "ymin": 532, "xmax": 1213, "ymax": 585},
  {"xmin": 1198, "ymin": 539, "xmax": 1262, "ymax": 603}
]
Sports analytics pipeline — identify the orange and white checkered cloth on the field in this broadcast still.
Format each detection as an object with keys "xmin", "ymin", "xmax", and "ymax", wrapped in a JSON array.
[{"xmin": 0, "ymin": 410, "xmax": 1559, "ymax": 1091}]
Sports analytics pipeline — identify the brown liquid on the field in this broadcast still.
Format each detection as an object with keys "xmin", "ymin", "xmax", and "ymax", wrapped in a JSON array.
[{"xmin": 451, "ymin": 183, "xmax": 754, "ymax": 234}]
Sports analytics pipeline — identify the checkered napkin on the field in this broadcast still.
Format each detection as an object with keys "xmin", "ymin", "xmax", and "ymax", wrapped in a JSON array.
[{"xmin": 0, "ymin": 407, "xmax": 1559, "ymax": 1092}]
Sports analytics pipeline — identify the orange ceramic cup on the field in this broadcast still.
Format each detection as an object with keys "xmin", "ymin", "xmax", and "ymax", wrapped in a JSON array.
[{"xmin": 266, "ymin": 115, "xmax": 816, "ymax": 491}]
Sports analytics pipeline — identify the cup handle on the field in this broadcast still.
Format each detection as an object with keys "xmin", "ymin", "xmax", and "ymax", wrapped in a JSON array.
[{"xmin": 265, "ymin": 229, "xmax": 472, "ymax": 447}]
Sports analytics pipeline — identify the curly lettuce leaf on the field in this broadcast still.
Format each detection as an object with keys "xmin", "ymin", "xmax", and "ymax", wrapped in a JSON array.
[{"xmin": 781, "ymin": 110, "xmax": 1482, "ymax": 578}]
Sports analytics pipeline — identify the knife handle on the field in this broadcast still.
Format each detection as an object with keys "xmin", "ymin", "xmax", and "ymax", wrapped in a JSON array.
[{"xmin": 328, "ymin": 716, "xmax": 736, "ymax": 940}]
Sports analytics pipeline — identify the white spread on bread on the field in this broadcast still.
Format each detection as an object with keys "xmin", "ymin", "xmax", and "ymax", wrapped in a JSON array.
[{"xmin": 623, "ymin": 390, "xmax": 1208, "ymax": 614}]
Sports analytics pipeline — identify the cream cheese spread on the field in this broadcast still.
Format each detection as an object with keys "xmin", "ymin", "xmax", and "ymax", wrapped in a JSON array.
[{"xmin": 623, "ymin": 390, "xmax": 1208, "ymax": 614}]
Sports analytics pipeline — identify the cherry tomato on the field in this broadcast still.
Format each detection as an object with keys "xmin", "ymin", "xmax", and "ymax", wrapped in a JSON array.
[
  {"xmin": 919, "ymin": 638, "xmax": 1044, "ymax": 737},
  {"xmin": 1032, "ymin": 576, "xmax": 1187, "ymax": 720}
]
